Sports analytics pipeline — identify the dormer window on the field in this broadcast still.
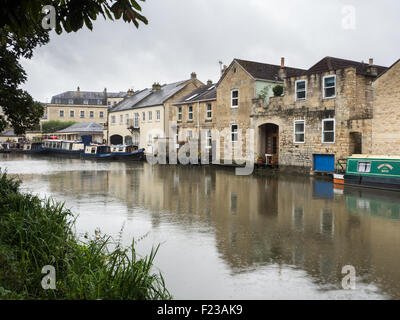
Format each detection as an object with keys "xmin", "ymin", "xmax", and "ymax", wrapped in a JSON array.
[
  {"xmin": 295, "ymin": 80, "xmax": 306, "ymax": 101},
  {"xmin": 323, "ymin": 75, "xmax": 336, "ymax": 99},
  {"xmin": 68, "ymin": 99, "xmax": 73, "ymax": 104},
  {"xmin": 83, "ymin": 99, "xmax": 89, "ymax": 105}
]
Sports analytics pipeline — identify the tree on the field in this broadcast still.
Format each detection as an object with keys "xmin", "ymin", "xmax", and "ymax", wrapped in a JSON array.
[{"xmin": 0, "ymin": 0, "xmax": 148, "ymax": 134}]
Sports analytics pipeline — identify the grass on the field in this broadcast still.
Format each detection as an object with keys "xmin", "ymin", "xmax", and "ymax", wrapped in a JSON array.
[{"xmin": 0, "ymin": 171, "xmax": 171, "ymax": 300}]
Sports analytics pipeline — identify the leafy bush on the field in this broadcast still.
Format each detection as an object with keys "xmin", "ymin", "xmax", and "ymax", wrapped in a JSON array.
[
  {"xmin": 41, "ymin": 121, "xmax": 76, "ymax": 134},
  {"xmin": 273, "ymin": 85, "xmax": 284, "ymax": 97},
  {"xmin": 0, "ymin": 171, "xmax": 171, "ymax": 300}
]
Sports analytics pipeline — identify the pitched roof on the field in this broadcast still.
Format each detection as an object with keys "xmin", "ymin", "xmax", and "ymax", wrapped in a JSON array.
[
  {"xmin": 109, "ymin": 80, "xmax": 190, "ymax": 113},
  {"xmin": 306, "ymin": 56, "xmax": 388, "ymax": 76},
  {"xmin": 234, "ymin": 59, "xmax": 306, "ymax": 81},
  {"xmin": 174, "ymin": 83, "xmax": 216, "ymax": 105},
  {"xmin": 0, "ymin": 129, "xmax": 20, "ymax": 137},
  {"xmin": 56, "ymin": 122, "xmax": 104, "ymax": 133}
]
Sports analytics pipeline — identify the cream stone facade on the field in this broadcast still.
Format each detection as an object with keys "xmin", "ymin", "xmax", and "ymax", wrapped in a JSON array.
[
  {"xmin": 108, "ymin": 75, "xmax": 203, "ymax": 152},
  {"xmin": 371, "ymin": 59, "xmax": 400, "ymax": 155}
]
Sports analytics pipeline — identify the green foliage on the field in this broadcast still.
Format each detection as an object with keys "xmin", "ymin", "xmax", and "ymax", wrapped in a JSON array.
[
  {"xmin": 41, "ymin": 120, "xmax": 77, "ymax": 134},
  {"xmin": 273, "ymin": 85, "xmax": 284, "ymax": 97},
  {"xmin": 0, "ymin": 0, "xmax": 148, "ymax": 38},
  {"xmin": 1, "ymin": 0, "xmax": 148, "ymax": 134},
  {"xmin": 0, "ymin": 171, "xmax": 171, "ymax": 300}
]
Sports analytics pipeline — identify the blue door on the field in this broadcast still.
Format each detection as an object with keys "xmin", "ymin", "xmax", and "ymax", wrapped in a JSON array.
[{"xmin": 314, "ymin": 154, "xmax": 335, "ymax": 172}]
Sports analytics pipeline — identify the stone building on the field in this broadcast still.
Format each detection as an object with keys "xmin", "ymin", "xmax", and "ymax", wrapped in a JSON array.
[
  {"xmin": 171, "ymin": 81, "xmax": 216, "ymax": 148},
  {"xmin": 251, "ymin": 57, "xmax": 388, "ymax": 172},
  {"xmin": 371, "ymin": 59, "xmax": 400, "ymax": 155},
  {"xmin": 45, "ymin": 87, "xmax": 127, "ymax": 128},
  {"xmin": 215, "ymin": 58, "xmax": 305, "ymax": 162},
  {"xmin": 108, "ymin": 74, "xmax": 203, "ymax": 151},
  {"xmin": 55, "ymin": 122, "xmax": 105, "ymax": 144}
]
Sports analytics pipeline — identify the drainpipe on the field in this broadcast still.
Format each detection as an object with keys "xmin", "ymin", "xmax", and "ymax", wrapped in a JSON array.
[{"xmin": 197, "ymin": 101, "xmax": 200, "ymax": 140}]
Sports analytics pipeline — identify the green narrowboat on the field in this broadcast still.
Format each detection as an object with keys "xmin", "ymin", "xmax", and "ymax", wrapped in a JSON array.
[{"xmin": 344, "ymin": 155, "xmax": 400, "ymax": 191}]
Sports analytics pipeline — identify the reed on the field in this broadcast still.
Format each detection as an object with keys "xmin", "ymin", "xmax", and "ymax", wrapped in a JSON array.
[{"xmin": 0, "ymin": 171, "xmax": 171, "ymax": 300}]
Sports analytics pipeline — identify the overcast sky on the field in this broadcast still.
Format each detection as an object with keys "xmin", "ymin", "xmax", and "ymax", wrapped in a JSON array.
[{"xmin": 21, "ymin": 0, "xmax": 400, "ymax": 102}]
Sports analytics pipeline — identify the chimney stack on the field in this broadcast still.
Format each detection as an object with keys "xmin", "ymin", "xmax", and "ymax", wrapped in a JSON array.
[
  {"xmin": 281, "ymin": 57, "xmax": 285, "ymax": 68},
  {"xmin": 127, "ymin": 89, "xmax": 134, "ymax": 96},
  {"xmin": 369, "ymin": 58, "xmax": 374, "ymax": 66},
  {"xmin": 152, "ymin": 82, "xmax": 161, "ymax": 91},
  {"xmin": 207, "ymin": 80, "xmax": 213, "ymax": 86},
  {"xmin": 77, "ymin": 86, "xmax": 80, "ymax": 92},
  {"xmin": 221, "ymin": 65, "xmax": 228, "ymax": 75},
  {"xmin": 191, "ymin": 72, "xmax": 197, "ymax": 79}
]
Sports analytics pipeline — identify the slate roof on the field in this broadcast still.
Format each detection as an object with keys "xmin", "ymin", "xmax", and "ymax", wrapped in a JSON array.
[
  {"xmin": 51, "ymin": 90, "xmax": 127, "ymax": 104},
  {"xmin": 234, "ymin": 59, "xmax": 306, "ymax": 81},
  {"xmin": 56, "ymin": 122, "xmax": 104, "ymax": 134},
  {"xmin": 109, "ymin": 80, "xmax": 190, "ymax": 113},
  {"xmin": 0, "ymin": 129, "xmax": 19, "ymax": 137},
  {"xmin": 174, "ymin": 83, "xmax": 216, "ymax": 105},
  {"xmin": 305, "ymin": 57, "xmax": 388, "ymax": 76}
]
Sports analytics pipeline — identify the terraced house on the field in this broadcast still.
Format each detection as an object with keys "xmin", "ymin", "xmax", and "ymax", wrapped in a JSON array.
[
  {"xmin": 108, "ymin": 73, "xmax": 203, "ymax": 151},
  {"xmin": 251, "ymin": 56, "xmax": 388, "ymax": 172},
  {"xmin": 171, "ymin": 81, "xmax": 217, "ymax": 149},
  {"xmin": 46, "ymin": 87, "xmax": 127, "ymax": 127},
  {"xmin": 215, "ymin": 58, "xmax": 305, "ymax": 162}
]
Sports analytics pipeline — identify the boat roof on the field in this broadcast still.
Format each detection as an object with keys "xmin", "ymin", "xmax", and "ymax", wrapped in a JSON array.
[{"xmin": 349, "ymin": 154, "xmax": 400, "ymax": 160}]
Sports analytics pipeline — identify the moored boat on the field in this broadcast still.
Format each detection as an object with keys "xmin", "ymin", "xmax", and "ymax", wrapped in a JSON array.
[
  {"xmin": 81, "ymin": 145, "xmax": 112, "ymax": 160},
  {"xmin": 42, "ymin": 139, "xmax": 85, "ymax": 156},
  {"xmin": 111, "ymin": 145, "xmax": 145, "ymax": 161},
  {"xmin": 0, "ymin": 143, "xmax": 11, "ymax": 153},
  {"xmin": 22, "ymin": 142, "xmax": 44, "ymax": 154},
  {"xmin": 344, "ymin": 155, "xmax": 400, "ymax": 191}
]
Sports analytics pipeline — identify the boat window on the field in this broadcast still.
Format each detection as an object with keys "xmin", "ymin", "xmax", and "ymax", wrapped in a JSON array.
[
  {"xmin": 91, "ymin": 147, "xmax": 96, "ymax": 154},
  {"xmin": 119, "ymin": 147, "xmax": 123, "ymax": 152},
  {"xmin": 358, "ymin": 162, "xmax": 371, "ymax": 173}
]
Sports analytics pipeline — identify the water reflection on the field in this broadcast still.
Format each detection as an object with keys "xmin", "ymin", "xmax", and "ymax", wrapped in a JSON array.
[{"xmin": 2, "ymin": 154, "xmax": 400, "ymax": 299}]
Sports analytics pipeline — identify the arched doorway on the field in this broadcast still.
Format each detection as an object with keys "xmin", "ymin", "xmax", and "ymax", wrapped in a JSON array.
[
  {"xmin": 259, "ymin": 123, "xmax": 279, "ymax": 165},
  {"xmin": 110, "ymin": 134, "xmax": 123, "ymax": 145}
]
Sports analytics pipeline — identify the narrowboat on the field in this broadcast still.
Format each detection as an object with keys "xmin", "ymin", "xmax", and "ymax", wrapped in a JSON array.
[
  {"xmin": 81, "ymin": 145, "xmax": 112, "ymax": 160},
  {"xmin": 110, "ymin": 145, "xmax": 145, "ymax": 161},
  {"xmin": 0, "ymin": 143, "xmax": 11, "ymax": 153},
  {"xmin": 42, "ymin": 139, "xmax": 85, "ymax": 156},
  {"xmin": 343, "ymin": 155, "xmax": 400, "ymax": 191},
  {"xmin": 22, "ymin": 142, "xmax": 44, "ymax": 154}
]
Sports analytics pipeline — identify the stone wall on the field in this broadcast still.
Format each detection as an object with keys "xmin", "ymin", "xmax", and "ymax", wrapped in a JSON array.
[
  {"xmin": 372, "ymin": 60, "xmax": 400, "ymax": 155},
  {"xmin": 252, "ymin": 67, "xmax": 375, "ymax": 171}
]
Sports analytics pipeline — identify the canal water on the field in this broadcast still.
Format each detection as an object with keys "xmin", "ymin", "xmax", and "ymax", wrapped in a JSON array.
[{"xmin": 1, "ymin": 153, "xmax": 400, "ymax": 299}]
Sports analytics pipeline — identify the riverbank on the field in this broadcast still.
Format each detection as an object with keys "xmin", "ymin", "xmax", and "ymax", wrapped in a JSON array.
[{"xmin": 0, "ymin": 171, "xmax": 171, "ymax": 300}]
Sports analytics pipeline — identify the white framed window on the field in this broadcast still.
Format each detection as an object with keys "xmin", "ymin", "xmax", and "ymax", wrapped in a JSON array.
[
  {"xmin": 206, "ymin": 103, "xmax": 212, "ymax": 119},
  {"xmin": 83, "ymin": 99, "xmax": 89, "ymax": 105},
  {"xmin": 90, "ymin": 111, "xmax": 94, "ymax": 118},
  {"xmin": 111, "ymin": 115, "xmax": 116, "ymax": 124},
  {"xmin": 206, "ymin": 130, "xmax": 212, "ymax": 148},
  {"xmin": 178, "ymin": 107, "xmax": 182, "ymax": 121},
  {"xmin": 142, "ymin": 112, "xmax": 145, "ymax": 122},
  {"xmin": 294, "ymin": 120, "xmax": 305, "ymax": 143},
  {"xmin": 134, "ymin": 113, "xmax": 139, "ymax": 127},
  {"xmin": 156, "ymin": 110, "xmax": 160, "ymax": 121},
  {"xmin": 68, "ymin": 99, "xmax": 73, "ymax": 105},
  {"xmin": 188, "ymin": 105, "xmax": 193, "ymax": 121},
  {"xmin": 231, "ymin": 124, "xmax": 238, "ymax": 142},
  {"xmin": 323, "ymin": 75, "xmax": 336, "ymax": 99},
  {"xmin": 97, "ymin": 99, "xmax": 102, "ymax": 105},
  {"xmin": 59, "ymin": 110, "xmax": 64, "ymax": 118},
  {"xmin": 120, "ymin": 114, "xmax": 123, "ymax": 124},
  {"xmin": 322, "ymin": 119, "xmax": 335, "ymax": 143},
  {"xmin": 133, "ymin": 134, "xmax": 139, "ymax": 145},
  {"xmin": 358, "ymin": 162, "xmax": 371, "ymax": 173},
  {"xmin": 148, "ymin": 111, "xmax": 152, "ymax": 122},
  {"xmin": 295, "ymin": 80, "xmax": 307, "ymax": 101},
  {"xmin": 99, "ymin": 111, "xmax": 104, "ymax": 118},
  {"xmin": 70, "ymin": 110, "xmax": 75, "ymax": 118},
  {"xmin": 107, "ymin": 101, "xmax": 111, "ymax": 107},
  {"xmin": 80, "ymin": 110, "xmax": 85, "ymax": 118},
  {"xmin": 125, "ymin": 114, "xmax": 129, "ymax": 124},
  {"xmin": 231, "ymin": 89, "xmax": 239, "ymax": 108}
]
